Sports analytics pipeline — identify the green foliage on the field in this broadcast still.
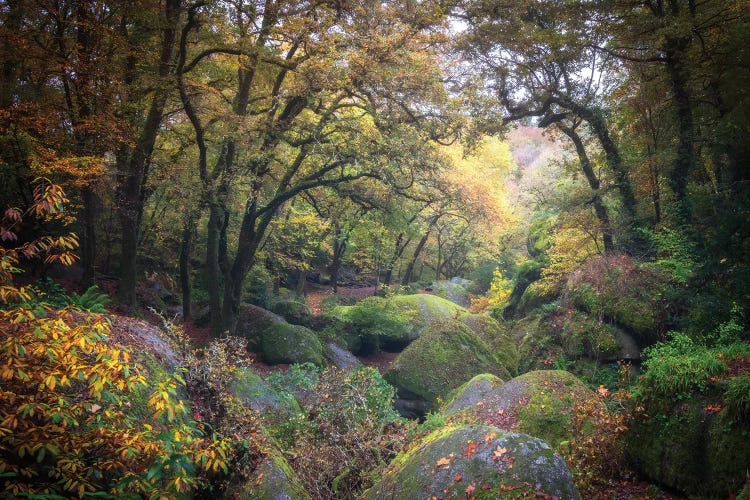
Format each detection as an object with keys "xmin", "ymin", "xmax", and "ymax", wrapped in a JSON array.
[
  {"xmin": 467, "ymin": 260, "xmax": 498, "ymax": 294},
  {"xmin": 287, "ymin": 367, "xmax": 409, "ymax": 499},
  {"xmin": 726, "ymin": 374, "xmax": 750, "ymax": 419},
  {"xmin": 640, "ymin": 227, "xmax": 697, "ymax": 283},
  {"xmin": 20, "ymin": 279, "xmax": 110, "ymax": 313},
  {"xmin": 244, "ymin": 266, "xmax": 275, "ymax": 309}
]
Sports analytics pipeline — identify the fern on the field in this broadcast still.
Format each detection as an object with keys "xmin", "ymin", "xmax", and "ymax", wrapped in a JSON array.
[{"xmin": 69, "ymin": 286, "xmax": 110, "ymax": 313}]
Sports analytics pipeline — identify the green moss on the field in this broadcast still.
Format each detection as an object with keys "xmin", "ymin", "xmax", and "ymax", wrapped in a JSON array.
[
  {"xmin": 441, "ymin": 373, "xmax": 504, "ymax": 415},
  {"xmin": 270, "ymin": 299, "xmax": 312, "ymax": 327},
  {"xmin": 384, "ymin": 320, "xmax": 508, "ymax": 409},
  {"xmin": 461, "ymin": 314, "xmax": 520, "ymax": 376},
  {"xmin": 325, "ymin": 294, "xmax": 466, "ymax": 354},
  {"xmin": 559, "ymin": 311, "xmax": 622, "ymax": 360},
  {"xmin": 260, "ymin": 322, "xmax": 324, "ymax": 366},
  {"xmin": 517, "ymin": 281, "xmax": 557, "ymax": 316},
  {"xmin": 236, "ymin": 446, "xmax": 311, "ymax": 499},
  {"xmin": 364, "ymin": 425, "xmax": 579, "ymax": 499}
]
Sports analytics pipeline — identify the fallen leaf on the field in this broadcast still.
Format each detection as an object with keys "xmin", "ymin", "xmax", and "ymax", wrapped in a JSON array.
[
  {"xmin": 453, "ymin": 474, "xmax": 462, "ymax": 482},
  {"xmin": 483, "ymin": 432, "xmax": 497, "ymax": 443},
  {"xmin": 597, "ymin": 385, "xmax": 610, "ymax": 398},
  {"xmin": 493, "ymin": 446, "xmax": 507, "ymax": 460},
  {"xmin": 497, "ymin": 409, "xmax": 505, "ymax": 415},
  {"xmin": 436, "ymin": 457, "xmax": 451, "ymax": 467},
  {"xmin": 465, "ymin": 483, "xmax": 475, "ymax": 495},
  {"xmin": 464, "ymin": 440, "xmax": 479, "ymax": 458},
  {"xmin": 90, "ymin": 404, "xmax": 101, "ymax": 413}
]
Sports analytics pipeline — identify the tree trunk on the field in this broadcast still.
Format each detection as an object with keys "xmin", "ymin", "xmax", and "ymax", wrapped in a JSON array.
[
  {"xmin": 206, "ymin": 204, "xmax": 225, "ymax": 336},
  {"xmin": 665, "ymin": 38, "xmax": 695, "ymax": 222},
  {"xmin": 116, "ymin": 0, "xmax": 180, "ymax": 308},
  {"xmin": 179, "ymin": 222, "xmax": 193, "ymax": 320},
  {"xmin": 559, "ymin": 125, "xmax": 614, "ymax": 252},
  {"xmin": 402, "ymin": 231, "xmax": 430, "ymax": 285},
  {"xmin": 80, "ymin": 187, "xmax": 98, "ymax": 287}
]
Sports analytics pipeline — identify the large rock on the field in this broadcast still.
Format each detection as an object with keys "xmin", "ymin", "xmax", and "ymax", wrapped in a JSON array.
[
  {"xmin": 259, "ymin": 322, "xmax": 324, "ymax": 367},
  {"xmin": 232, "ymin": 368, "xmax": 301, "ymax": 418},
  {"xmin": 363, "ymin": 425, "xmax": 579, "ymax": 499},
  {"xmin": 427, "ymin": 278, "xmax": 472, "ymax": 307},
  {"xmin": 446, "ymin": 370, "xmax": 606, "ymax": 449},
  {"xmin": 323, "ymin": 342, "xmax": 361, "ymax": 371},
  {"xmin": 442, "ymin": 373, "xmax": 504, "ymax": 415},
  {"xmin": 564, "ymin": 254, "xmax": 674, "ymax": 345},
  {"xmin": 326, "ymin": 294, "xmax": 465, "ymax": 354},
  {"xmin": 226, "ymin": 447, "xmax": 310, "ymax": 500},
  {"xmin": 235, "ymin": 304, "xmax": 285, "ymax": 348},
  {"xmin": 461, "ymin": 314, "xmax": 519, "ymax": 376},
  {"xmin": 627, "ymin": 396, "xmax": 750, "ymax": 497},
  {"xmin": 270, "ymin": 299, "xmax": 313, "ymax": 327},
  {"xmin": 384, "ymin": 320, "xmax": 509, "ymax": 412}
]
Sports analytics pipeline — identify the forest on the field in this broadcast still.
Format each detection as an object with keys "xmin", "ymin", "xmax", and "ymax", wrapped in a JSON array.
[{"xmin": 1, "ymin": 0, "xmax": 750, "ymax": 498}]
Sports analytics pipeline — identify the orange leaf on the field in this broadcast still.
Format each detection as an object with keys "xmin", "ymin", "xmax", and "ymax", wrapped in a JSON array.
[
  {"xmin": 436, "ymin": 456, "xmax": 451, "ymax": 467},
  {"xmin": 493, "ymin": 446, "xmax": 507, "ymax": 461},
  {"xmin": 465, "ymin": 484, "xmax": 475, "ymax": 495},
  {"xmin": 453, "ymin": 474, "xmax": 462, "ymax": 482},
  {"xmin": 464, "ymin": 440, "xmax": 478, "ymax": 458},
  {"xmin": 483, "ymin": 432, "xmax": 497, "ymax": 443}
]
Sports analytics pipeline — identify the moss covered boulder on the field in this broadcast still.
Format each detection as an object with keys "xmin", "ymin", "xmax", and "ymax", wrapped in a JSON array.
[
  {"xmin": 551, "ymin": 309, "xmax": 637, "ymax": 361},
  {"xmin": 227, "ymin": 447, "xmax": 310, "ymax": 500},
  {"xmin": 236, "ymin": 304, "xmax": 285, "ymax": 349},
  {"xmin": 363, "ymin": 425, "xmax": 579, "ymax": 499},
  {"xmin": 259, "ymin": 322, "xmax": 324, "ymax": 367},
  {"xmin": 233, "ymin": 368, "xmax": 302, "ymax": 417},
  {"xmin": 564, "ymin": 255, "xmax": 674, "ymax": 344},
  {"xmin": 270, "ymin": 299, "xmax": 313, "ymax": 327},
  {"xmin": 442, "ymin": 374, "xmax": 505, "ymax": 415},
  {"xmin": 447, "ymin": 370, "xmax": 606, "ymax": 449},
  {"xmin": 512, "ymin": 313, "xmax": 562, "ymax": 372},
  {"xmin": 461, "ymin": 314, "xmax": 519, "ymax": 376},
  {"xmin": 626, "ymin": 397, "xmax": 750, "ymax": 497},
  {"xmin": 326, "ymin": 294, "xmax": 465, "ymax": 354},
  {"xmin": 384, "ymin": 320, "xmax": 509, "ymax": 411},
  {"xmin": 428, "ymin": 277, "xmax": 472, "ymax": 307}
]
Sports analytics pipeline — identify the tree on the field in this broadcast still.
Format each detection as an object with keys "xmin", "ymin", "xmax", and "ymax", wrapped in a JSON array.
[{"xmin": 177, "ymin": 0, "xmax": 453, "ymax": 335}]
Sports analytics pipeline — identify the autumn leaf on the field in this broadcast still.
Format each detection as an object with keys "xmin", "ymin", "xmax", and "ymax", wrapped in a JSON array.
[
  {"xmin": 493, "ymin": 446, "xmax": 507, "ymax": 461},
  {"xmin": 454, "ymin": 474, "xmax": 463, "ymax": 482},
  {"xmin": 483, "ymin": 432, "xmax": 497, "ymax": 443},
  {"xmin": 436, "ymin": 456, "xmax": 451, "ymax": 467},
  {"xmin": 464, "ymin": 440, "xmax": 478, "ymax": 458},
  {"xmin": 597, "ymin": 385, "xmax": 610, "ymax": 398},
  {"xmin": 465, "ymin": 483, "xmax": 476, "ymax": 495}
]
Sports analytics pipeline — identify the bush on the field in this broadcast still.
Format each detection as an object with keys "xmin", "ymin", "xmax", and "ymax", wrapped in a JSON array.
[
  {"xmin": 0, "ymin": 308, "xmax": 233, "ymax": 497},
  {"xmin": 288, "ymin": 367, "xmax": 409, "ymax": 498}
]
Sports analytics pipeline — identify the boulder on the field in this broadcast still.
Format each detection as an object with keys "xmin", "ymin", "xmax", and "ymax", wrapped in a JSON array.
[
  {"xmin": 626, "ymin": 397, "xmax": 750, "ymax": 497},
  {"xmin": 461, "ymin": 314, "xmax": 519, "ymax": 376},
  {"xmin": 384, "ymin": 320, "xmax": 509, "ymax": 412},
  {"xmin": 260, "ymin": 322, "xmax": 324, "ymax": 367},
  {"xmin": 363, "ymin": 425, "xmax": 579, "ymax": 499},
  {"xmin": 236, "ymin": 304, "xmax": 285, "ymax": 348},
  {"xmin": 232, "ymin": 368, "xmax": 302, "ymax": 418},
  {"xmin": 271, "ymin": 299, "xmax": 313, "ymax": 327},
  {"xmin": 227, "ymin": 447, "xmax": 310, "ymax": 500},
  {"xmin": 323, "ymin": 342, "xmax": 361, "ymax": 371},
  {"xmin": 326, "ymin": 294, "xmax": 465, "ymax": 354},
  {"xmin": 442, "ymin": 373, "xmax": 504, "ymax": 415},
  {"xmin": 427, "ymin": 278, "xmax": 472, "ymax": 307},
  {"xmin": 446, "ymin": 370, "xmax": 606, "ymax": 449}
]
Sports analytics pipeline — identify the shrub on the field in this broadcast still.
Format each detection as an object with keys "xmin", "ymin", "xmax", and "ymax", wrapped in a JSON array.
[{"xmin": 288, "ymin": 367, "xmax": 408, "ymax": 498}]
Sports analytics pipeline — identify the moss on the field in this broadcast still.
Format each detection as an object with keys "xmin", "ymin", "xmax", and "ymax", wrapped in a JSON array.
[
  {"xmin": 235, "ymin": 303, "xmax": 285, "ymax": 348},
  {"xmin": 558, "ymin": 310, "xmax": 622, "ymax": 360},
  {"xmin": 236, "ymin": 446, "xmax": 311, "ymax": 499},
  {"xmin": 325, "ymin": 294, "xmax": 466, "ymax": 354},
  {"xmin": 270, "ymin": 299, "xmax": 312, "ymax": 327},
  {"xmin": 259, "ymin": 322, "xmax": 324, "ymax": 366},
  {"xmin": 516, "ymin": 281, "xmax": 557, "ymax": 316},
  {"xmin": 364, "ymin": 425, "xmax": 579, "ymax": 499},
  {"xmin": 442, "ymin": 373, "xmax": 504, "ymax": 415},
  {"xmin": 384, "ymin": 320, "xmax": 509, "ymax": 409},
  {"xmin": 628, "ymin": 396, "xmax": 750, "ymax": 497},
  {"xmin": 461, "ymin": 314, "xmax": 520, "ymax": 376}
]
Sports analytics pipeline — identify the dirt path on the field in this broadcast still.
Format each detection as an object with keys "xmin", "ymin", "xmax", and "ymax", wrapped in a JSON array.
[{"xmin": 304, "ymin": 283, "xmax": 379, "ymax": 316}]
